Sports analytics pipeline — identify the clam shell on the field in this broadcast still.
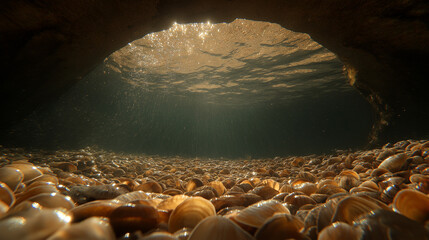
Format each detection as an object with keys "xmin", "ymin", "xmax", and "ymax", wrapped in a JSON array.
[
  {"xmin": 27, "ymin": 193, "xmax": 75, "ymax": 210},
  {"xmin": 140, "ymin": 232, "xmax": 178, "ymax": 240},
  {"xmin": 69, "ymin": 200, "xmax": 122, "ymax": 222},
  {"xmin": 136, "ymin": 181, "xmax": 163, "ymax": 193},
  {"xmin": 188, "ymin": 216, "xmax": 254, "ymax": 240},
  {"xmin": 7, "ymin": 163, "xmax": 43, "ymax": 183},
  {"xmin": 255, "ymin": 213, "xmax": 305, "ymax": 240},
  {"xmin": 210, "ymin": 193, "xmax": 263, "ymax": 212},
  {"xmin": 208, "ymin": 181, "xmax": 226, "ymax": 196},
  {"xmin": 318, "ymin": 222, "xmax": 363, "ymax": 240},
  {"xmin": 0, "ymin": 182, "xmax": 15, "ymax": 206},
  {"xmin": 109, "ymin": 203, "xmax": 159, "ymax": 236},
  {"xmin": 0, "ymin": 207, "xmax": 71, "ymax": 240},
  {"xmin": 0, "ymin": 167, "xmax": 23, "ymax": 192},
  {"xmin": 114, "ymin": 190, "xmax": 149, "ymax": 203},
  {"xmin": 168, "ymin": 197, "xmax": 216, "ymax": 232},
  {"xmin": 378, "ymin": 153, "xmax": 408, "ymax": 172},
  {"xmin": 331, "ymin": 196, "xmax": 388, "ymax": 224},
  {"xmin": 392, "ymin": 189, "xmax": 429, "ymax": 223},
  {"xmin": 233, "ymin": 200, "xmax": 290, "ymax": 228},
  {"xmin": 47, "ymin": 217, "xmax": 115, "ymax": 240},
  {"xmin": 158, "ymin": 194, "xmax": 189, "ymax": 211}
]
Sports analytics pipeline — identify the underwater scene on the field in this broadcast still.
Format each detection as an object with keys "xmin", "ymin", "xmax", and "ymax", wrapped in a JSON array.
[{"xmin": 1, "ymin": 20, "xmax": 428, "ymax": 239}]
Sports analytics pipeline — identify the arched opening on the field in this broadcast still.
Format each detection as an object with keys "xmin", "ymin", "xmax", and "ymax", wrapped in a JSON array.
[{"xmin": 2, "ymin": 19, "xmax": 374, "ymax": 158}]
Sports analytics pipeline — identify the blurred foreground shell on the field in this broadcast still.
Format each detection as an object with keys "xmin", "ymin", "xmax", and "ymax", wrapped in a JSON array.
[
  {"xmin": 47, "ymin": 217, "xmax": 115, "ymax": 240},
  {"xmin": 0, "ymin": 167, "xmax": 24, "ymax": 191},
  {"xmin": 392, "ymin": 189, "xmax": 429, "ymax": 223},
  {"xmin": 254, "ymin": 213, "xmax": 305, "ymax": 240},
  {"xmin": 318, "ymin": 222, "xmax": 363, "ymax": 240},
  {"xmin": 188, "ymin": 216, "xmax": 255, "ymax": 240}
]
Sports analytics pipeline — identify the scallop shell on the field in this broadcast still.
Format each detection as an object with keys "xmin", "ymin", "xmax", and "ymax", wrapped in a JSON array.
[
  {"xmin": 392, "ymin": 189, "xmax": 429, "ymax": 223},
  {"xmin": 233, "ymin": 200, "xmax": 290, "ymax": 229},
  {"xmin": 168, "ymin": 197, "xmax": 216, "ymax": 232},
  {"xmin": 255, "ymin": 213, "xmax": 305, "ymax": 240},
  {"xmin": 188, "ymin": 216, "xmax": 254, "ymax": 240},
  {"xmin": 47, "ymin": 217, "xmax": 115, "ymax": 240}
]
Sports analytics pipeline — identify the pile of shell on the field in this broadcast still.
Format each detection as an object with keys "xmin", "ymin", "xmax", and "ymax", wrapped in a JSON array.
[{"xmin": 0, "ymin": 139, "xmax": 429, "ymax": 239}]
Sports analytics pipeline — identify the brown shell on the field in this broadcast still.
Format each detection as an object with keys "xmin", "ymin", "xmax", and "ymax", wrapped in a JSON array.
[
  {"xmin": 188, "ymin": 216, "xmax": 254, "ymax": 240},
  {"xmin": 392, "ymin": 189, "xmax": 429, "ymax": 223},
  {"xmin": 233, "ymin": 200, "xmax": 290, "ymax": 228},
  {"xmin": 168, "ymin": 197, "xmax": 216, "ymax": 232},
  {"xmin": 255, "ymin": 213, "xmax": 305, "ymax": 240}
]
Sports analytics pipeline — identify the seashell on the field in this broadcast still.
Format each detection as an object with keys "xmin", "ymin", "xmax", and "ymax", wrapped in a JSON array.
[
  {"xmin": 331, "ymin": 196, "xmax": 388, "ymax": 224},
  {"xmin": 109, "ymin": 203, "xmax": 159, "ymax": 236},
  {"xmin": 316, "ymin": 179, "xmax": 338, "ymax": 189},
  {"xmin": 211, "ymin": 193, "xmax": 263, "ymax": 212},
  {"xmin": 291, "ymin": 157, "xmax": 305, "ymax": 167},
  {"xmin": 273, "ymin": 192, "xmax": 288, "ymax": 202},
  {"xmin": 191, "ymin": 189, "xmax": 216, "ymax": 200},
  {"xmin": 279, "ymin": 184, "xmax": 293, "ymax": 193},
  {"xmin": 358, "ymin": 180, "xmax": 379, "ymax": 191},
  {"xmin": 292, "ymin": 182, "xmax": 317, "ymax": 196},
  {"xmin": 114, "ymin": 190, "xmax": 149, "ymax": 203},
  {"xmin": 136, "ymin": 181, "xmax": 163, "ymax": 193},
  {"xmin": 208, "ymin": 181, "xmax": 226, "ymax": 196},
  {"xmin": 255, "ymin": 213, "xmax": 305, "ymax": 240},
  {"xmin": 318, "ymin": 222, "xmax": 363, "ymax": 240},
  {"xmin": 7, "ymin": 163, "xmax": 43, "ymax": 183},
  {"xmin": 233, "ymin": 200, "xmax": 290, "ymax": 229},
  {"xmin": 69, "ymin": 184, "xmax": 129, "ymax": 204},
  {"xmin": 317, "ymin": 198, "xmax": 342, "ymax": 233},
  {"xmin": 392, "ymin": 189, "xmax": 429, "ymax": 223},
  {"xmin": 354, "ymin": 209, "xmax": 429, "ymax": 240},
  {"xmin": 69, "ymin": 200, "xmax": 122, "ymax": 222},
  {"xmin": 47, "ymin": 217, "xmax": 116, "ymax": 240},
  {"xmin": 168, "ymin": 197, "xmax": 216, "ymax": 232},
  {"xmin": 186, "ymin": 179, "xmax": 204, "ymax": 192},
  {"xmin": 0, "ymin": 206, "xmax": 72, "ymax": 240},
  {"xmin": 284, "ymin": 192, "xmax": 317, "ymax": 209},
  {"xmin": 188, "ymin": 216, "xmax": 254, "ymax": 240},
  {"xmin": 303, "ymin": 205, "xmax": 322, "ymax": 230},
  {"xmin": 0, "ymin": 182, "xmax": 15, "ymax": 206},
  {"xmin": 297, "ymin": 172, "xmax": 317, "ymax": 183},
  {"xmin": 0, "ymin": 201, "xmax": 8, "ymax": 217},
  {"xmin": 370, "ymin": 168, "xmax": 389, "ymax": 178},
  {"xmin": 27, "ymin": 192, "xmax": 75, "ymax": 210},
  {"xmin": 158, "ymin": 195, "xmax": 189, "ymax": 211},
  {"xmin": 141, "ymin": 232, "xmax": 178, "ymax": 240},
  {"xmin": 0, "ymin": 167, "xmax": 23, "ymax": 192},
  {"xmin": 410, "ymin": 174, "xmax": 429, "ymax": 194},
  {"xmin": 378, "ymin": 153, "xmax": 408, "ymax": 172},
  {"xmin": 15, "ymin": 184, "xmax": 59, "ymax": 205},
  {"xmin": 236, "ymin": 183, "xmax": 253, "ymax": 193},
  {"xmin": 316, "ymin": 184, "xmax": 347, "ymax": 195},
  {"xmin": 258, "ymin": 179, "xmax": 280, "ymax": 190},
  {"xmin": 376, "ymin": 149, "xmax": 396, "ymax": 161},
  {"xmin": 250, "ymin": 186, "xmax": 278, "ymax": 200},
  {"xmin": 222, "ymin": 179, "xmax": 236, "ymax": 189},
  {"xmin": 49, "ymin": 162, "xmax": 78, "ymax": 172},
  {"xmin": 163, "ymin": 188, "xmax": 184, "ymax": 196},
  {"xmin": 173, "ymin": 227, "xmax": 192, "ymax": 240}
]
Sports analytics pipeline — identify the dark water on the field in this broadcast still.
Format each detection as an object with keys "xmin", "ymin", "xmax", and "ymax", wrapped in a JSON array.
[
  {"xmin": 1, "ymin": 65, "xmax": 373, "ymax": 158},
  {"xmin": 0, "ymin": 20, "xmax": 375, "ymax": 158}
]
